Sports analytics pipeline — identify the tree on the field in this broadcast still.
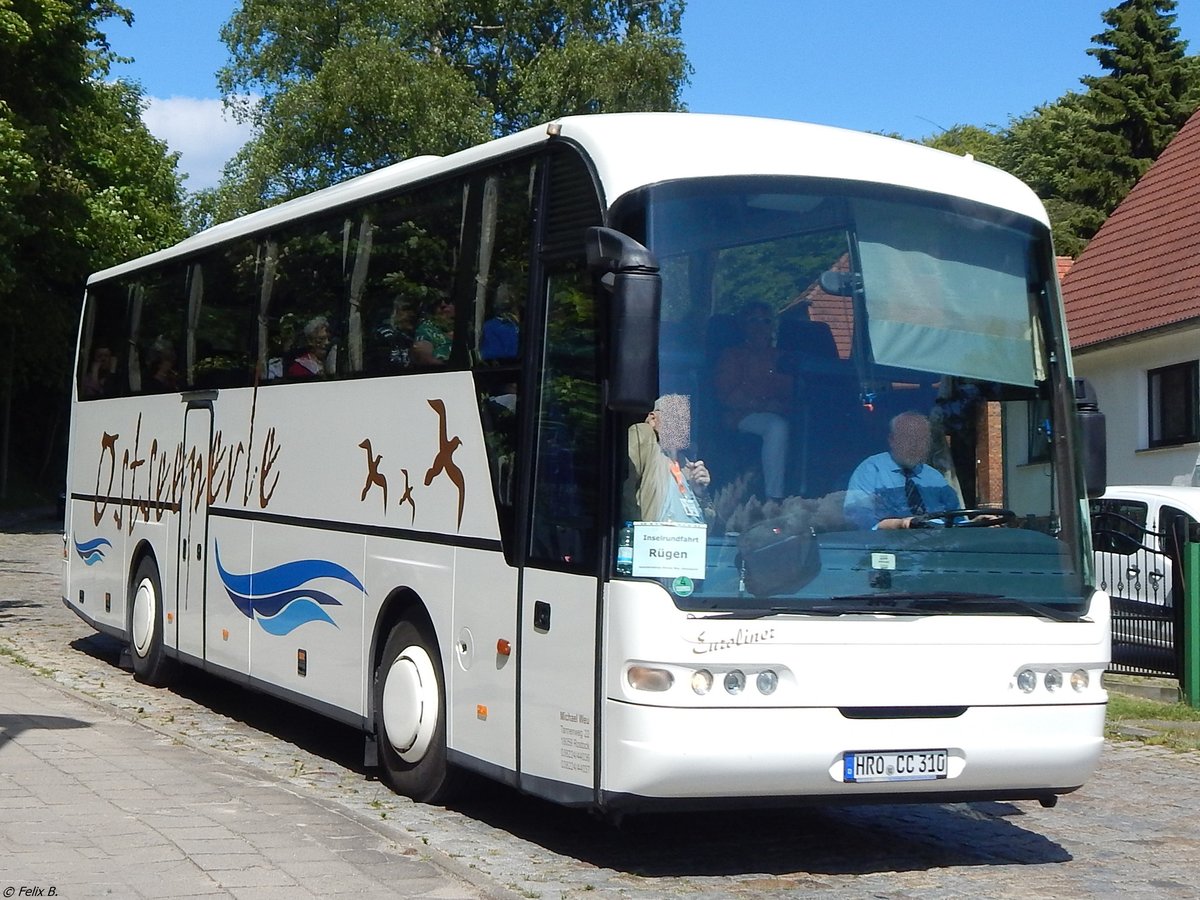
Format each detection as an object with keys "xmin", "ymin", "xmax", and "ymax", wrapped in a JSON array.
[
  {"xmin": 1083, "ymin": 0, "xmax": 1200, "ymax": 191},
  {"xmin": 986, "ymin": 1, "xmax": 1200, "ymax": 256},
  {"xmin": 997, "ymin": 96, "xmax": 1108, "ymax": 257},
  {"xmin": 212, "ymin": 0, "xmax": 690, "ymax": 214},
  {"xmin": 0, "ymin": 1, "xmax": 186, "ymax": 501},
  {"xmin": 922, "ymin": 124, "xmax": 1004, "ymax": 168}
]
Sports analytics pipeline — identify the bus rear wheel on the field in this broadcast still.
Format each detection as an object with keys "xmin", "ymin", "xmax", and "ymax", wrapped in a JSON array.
[
  {"xmin": 129, "ymin": 555, "xmax": 174, "ymax": 686},
  {"xmin": 374, "ymin": 619, "xmax": 457, "ymax": 803}
]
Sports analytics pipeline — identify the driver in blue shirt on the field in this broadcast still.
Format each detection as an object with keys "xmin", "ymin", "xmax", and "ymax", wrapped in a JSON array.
[{"xmin": 844, "ymin": 411, "xmax": 961, "ymax": 530}]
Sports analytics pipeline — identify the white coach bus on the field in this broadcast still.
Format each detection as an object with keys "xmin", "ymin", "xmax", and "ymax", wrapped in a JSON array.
[{"xmin": 63, "ymin": 113, "xmax": 1109, "ymax": 814}]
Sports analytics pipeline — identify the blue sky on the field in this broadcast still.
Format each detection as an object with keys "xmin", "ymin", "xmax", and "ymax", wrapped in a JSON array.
[{"xmin": 105, "ymin": 2, "xmax": 1200, "ymax": 192}]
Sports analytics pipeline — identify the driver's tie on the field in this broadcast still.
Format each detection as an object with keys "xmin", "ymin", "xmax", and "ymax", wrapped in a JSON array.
[{"xmin": 902, "ymin": 468, "xmax": 926, "ymax": 515}]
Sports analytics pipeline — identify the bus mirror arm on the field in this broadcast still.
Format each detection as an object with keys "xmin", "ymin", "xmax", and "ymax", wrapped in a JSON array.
[
  {"xmin": 585, "ymin": 227, "xmax": 662, "ymax": 412},
  {"xmin": 1075, "ymin": 377, "xmax": 1106, "ymax": 498},
  {"xmin": 585, "ymin": 226, "xmax": 658, "ymax": 277}
]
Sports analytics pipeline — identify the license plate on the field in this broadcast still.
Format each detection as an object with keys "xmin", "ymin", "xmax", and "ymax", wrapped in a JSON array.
[{"xmin": 843, "ymin": 749, "xmax": 948, "ymax": 783}]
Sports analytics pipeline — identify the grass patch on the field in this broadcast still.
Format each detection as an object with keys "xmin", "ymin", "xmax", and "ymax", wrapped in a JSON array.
[
  {"xmin": 0, "ymin": 643, "xmax": 55, "ymax": 677},
  {"xmin": 1106, "ymin": 691, "xmax": 1200, "ymax": 751},
  {"xmin": 1108, "ymin": 692, "xmax": 1200, "ymax": 722}
]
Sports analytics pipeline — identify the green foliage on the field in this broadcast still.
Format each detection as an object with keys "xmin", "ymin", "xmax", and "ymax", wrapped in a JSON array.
[
  {"xmin": 920, "ymin": 0, "xmax": 1200, "ymax": 257},
  {"xmin": 921, "ymin": 124, "xmax": 1004, "ymax": 167},
  {"xmin": 996, "ymin": 95, "xmax": 1110, "ymax": 257},
  {"xmin": 210, "ymin": 0, "xmax": 690, "ymax": 215},
  {"xmin": 1084, "ymin": 0, "xmax": 1200, "ymax": 161},
  {"xmin": 0, "ymin": 0, "xmax": 186, "ymax": 497}
]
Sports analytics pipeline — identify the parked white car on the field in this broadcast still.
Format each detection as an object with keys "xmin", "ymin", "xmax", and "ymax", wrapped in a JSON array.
[{"xmin": 1089, "ymin": 485, "xmax": 1200, "ymax": 669}]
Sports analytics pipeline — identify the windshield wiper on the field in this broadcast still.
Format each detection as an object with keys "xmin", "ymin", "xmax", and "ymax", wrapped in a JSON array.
[
  {"xmin": 696, "ymin": 593, "xmax": 1082, "ymax": 622},
  {"xmin": 902, "ymin": 596, "xmax": 1082, "ymax": 622},
  {"xmin": 694, "ymin": 594, "xmax": 983, "ymax": 619},
  {"xmin": 827, "ymin": 591, "xmax": 1004, "ymax": 604},
  {"xmin": 828, "ymin": 592, "xmax": 1080, "ymax": 621}
]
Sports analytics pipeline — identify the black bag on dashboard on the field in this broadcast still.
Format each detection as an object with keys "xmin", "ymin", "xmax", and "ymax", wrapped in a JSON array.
[{"xmin": 737, "ymin": 518, "xmax": 820, "ymax": 597}]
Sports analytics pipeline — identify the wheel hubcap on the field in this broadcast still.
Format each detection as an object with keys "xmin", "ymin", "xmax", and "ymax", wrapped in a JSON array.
[
  {"xmin": 131, "ymin": 577, "xmax": 156, "ymax": 658},
  {"xmin": 381, "ymin": 644, "xmax": 439, "ymax": 763}
]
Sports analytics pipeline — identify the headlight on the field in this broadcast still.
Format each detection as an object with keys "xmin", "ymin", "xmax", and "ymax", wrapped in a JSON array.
[
  {"xmin": 756, "ymin": 670, "xmax": 778, "ymax": 695},
  {"xmin": 1017, "ymin": 668, "xmax": 1038, "ymax": 693},
  {"xmin": 1044, "ymin": 669, "xmax": 1063, "ymax": 692},
  {"xmin": 723, "ymin": 670, "xmax": 746, "ymax": 695},
  {"xmin": 691, "ymin": 669, "xmax": 713, "ymax": 695},
  {"xmin": 1071, "ymin": 669, "xmax": 1089, "ymax": 692}
]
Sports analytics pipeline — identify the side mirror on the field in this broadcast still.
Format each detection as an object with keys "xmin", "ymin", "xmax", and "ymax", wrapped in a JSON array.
[
  {"xmin": 1075, "ymin": 378, "xmax": 1106, "ymax": 498},
  {"xmin": 585, "ymin": 227, "xmax": 661, "ymax": 412},
  {"xmin": 818, "ymin": 270, "xmax": 858, "ymax": 297}
]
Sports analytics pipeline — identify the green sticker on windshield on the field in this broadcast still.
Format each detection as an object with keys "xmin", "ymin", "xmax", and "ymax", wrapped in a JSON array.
[{"xmin": 671, "ymin": 576, "xmax": 695, "ymax": 597}]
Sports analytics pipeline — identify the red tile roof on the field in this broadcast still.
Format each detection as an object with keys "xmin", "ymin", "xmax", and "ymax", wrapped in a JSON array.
[
  {"xmin": 786, "ymin": 254, "xmax": 855, "ymax": 357},
  {"xmin": 1061, "ymin": 106, "xmax": 1200, "ymax": 349}
]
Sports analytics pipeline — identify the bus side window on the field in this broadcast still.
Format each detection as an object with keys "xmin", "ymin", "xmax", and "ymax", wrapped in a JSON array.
[
  {"xmin": 471, "ymin": 160, "xmax": 534, "ymax": 555},
  {"xmin": 78, "ymin": 280, "xmax": 129, "ymax": 400},
  {"xmin": 131, "ymin": 266, "xmax": 187, "ymax": 395},
  {"xmin": 266, "ymin": 217, "xmax": 350, "ymax": 381},
  {"xmin": 355, "ymin": 182, "xmax": 463, "ymax": 376},
  {"xmin": 189, "ymin": 241, "xmax": 258, "ymax": 390},
  {"xmin": 471, "ymin": 161, "xmax": 533, "ymax": 365}
]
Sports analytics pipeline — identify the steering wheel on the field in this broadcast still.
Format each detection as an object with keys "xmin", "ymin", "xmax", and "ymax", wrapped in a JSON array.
[{"xmin": 910, "ymin": 507, "xmax": 1016, "ymax": 528}]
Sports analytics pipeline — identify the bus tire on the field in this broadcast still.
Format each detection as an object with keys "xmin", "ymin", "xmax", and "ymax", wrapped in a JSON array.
[
  {"xmin": 374, "ymin": 619, "xmax": 456, "ymax": 803},
  {"xmin": 129, "ymin": 555, "xmax": 174, "ymax": 687}
]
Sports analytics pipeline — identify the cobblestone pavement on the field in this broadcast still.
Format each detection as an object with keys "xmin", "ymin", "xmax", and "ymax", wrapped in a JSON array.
[{"xmin": 5, "ymin": 526, "xmax": 1200, "ymax": 899}]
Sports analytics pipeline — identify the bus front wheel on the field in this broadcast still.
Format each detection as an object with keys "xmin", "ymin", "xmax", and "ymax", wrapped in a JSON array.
[
  {"xmin": 374, "ymin": 619, "xmax": 456, "ymax": 803},
  {"xmin": 129, "ymin": 555, "xmax": 174, "ymax": 686}
]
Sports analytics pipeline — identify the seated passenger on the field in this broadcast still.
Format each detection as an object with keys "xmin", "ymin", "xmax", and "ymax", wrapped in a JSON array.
[
  {"xmin": 412, "ymin": 297, "xmax": 454, "ymax": 366},
  {"xmin": 480, "ymin": 283, "xmax": 520, "ymax": 361},
  {"xmin": 81, "ymin": 345, "xmax": 117, "ymax": 398},
  {"xmin": 844, "ymin": 411, "xmax": 961, "ymax": 530},
  {"xmin": 145, "ymin": 336, "xmax": 178, "ymax": 392},
  {"xmin": 625, "ymin": 394, "xmax": 710, "ymax": 524},
  {"xmin": 715, "ymin": 301, "xmax": 791, "ymax": 500},
  {"xmin": 372, "ymin": 298, "xmax": 417, "ymax": 370},
  {"xmin": 288, "ymin": 315, "xmax": 334, "ymax": 378}
]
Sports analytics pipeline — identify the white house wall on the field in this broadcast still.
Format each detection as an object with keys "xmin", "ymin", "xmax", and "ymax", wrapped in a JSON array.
[{"xmin": 1074, "ymin": 327, "xmax": 1200, "ymax": 486}]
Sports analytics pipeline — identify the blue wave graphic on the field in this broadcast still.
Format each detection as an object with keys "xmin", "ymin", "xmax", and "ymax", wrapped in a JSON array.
[
  {"xmin": 215, "ymin": 544, "xmax": 360, "ymax": 635},
  {"xmin": 256, "ymin": 598, "xmax": 339, "ymax": 635},
  {"xmin": 74, "ymin": 536, "xmax": 112, "ymax": 566}
]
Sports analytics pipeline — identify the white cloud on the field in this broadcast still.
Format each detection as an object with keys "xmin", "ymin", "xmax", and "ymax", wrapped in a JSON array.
[{"xmin": 142, "ymin": 96, "xmax": 255, "ymax": 192}]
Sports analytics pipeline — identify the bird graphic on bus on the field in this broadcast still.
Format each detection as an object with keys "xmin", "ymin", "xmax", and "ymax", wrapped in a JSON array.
[
  {"xmin": 424, "ymin": 398, "xmax": 465, "ymax": 527},
  {"xmin": 357, "ymin": 398, "xmax": 464, "ymax": 526},
  {"xmin": 214, "ymin": 544, "xmax": 363, "ymax": 635}
]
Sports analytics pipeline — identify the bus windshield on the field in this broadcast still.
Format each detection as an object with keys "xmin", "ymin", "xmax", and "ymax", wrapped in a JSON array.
[{"xmin": 611, "ymin": 177, "xmax": 1088, "ymax": 616}]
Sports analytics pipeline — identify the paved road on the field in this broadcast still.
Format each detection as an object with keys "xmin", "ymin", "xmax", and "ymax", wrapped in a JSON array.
[{"xmin": 4, "ymin": 526, "xmax": 1200, "ymax": 898}]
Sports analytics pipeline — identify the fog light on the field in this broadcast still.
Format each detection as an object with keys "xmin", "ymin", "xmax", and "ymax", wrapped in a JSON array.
[
  {"xmin": 691, "ymin": 669, "xmax": 713, "ymax": 695},
  {"xmin": 756, "ymin": 670, "xmax": 778, "ymax": 695},
  {"xmin": 1045, "ymin": 669, "xmax": 1063, "ymax": 692},
  {"xmin": 1017, "ymin": 668, "xmax": 1037, "ymax": 693},
  {"xmin": 724, "ymin": 670, "xmax": 746, "ymax": 695},
  {"xmin": 627, "ymin": 665, "xmax": 673, "ymax": 692},
  {"xmin": 1071, "ymin": 669, "xmax": 1089, "ymax": 692}
]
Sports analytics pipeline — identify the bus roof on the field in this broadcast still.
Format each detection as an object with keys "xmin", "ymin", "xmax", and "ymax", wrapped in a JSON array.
[{"xmin": 89, "ymin": 112, "xmax": 1047, "ymax": 284}]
